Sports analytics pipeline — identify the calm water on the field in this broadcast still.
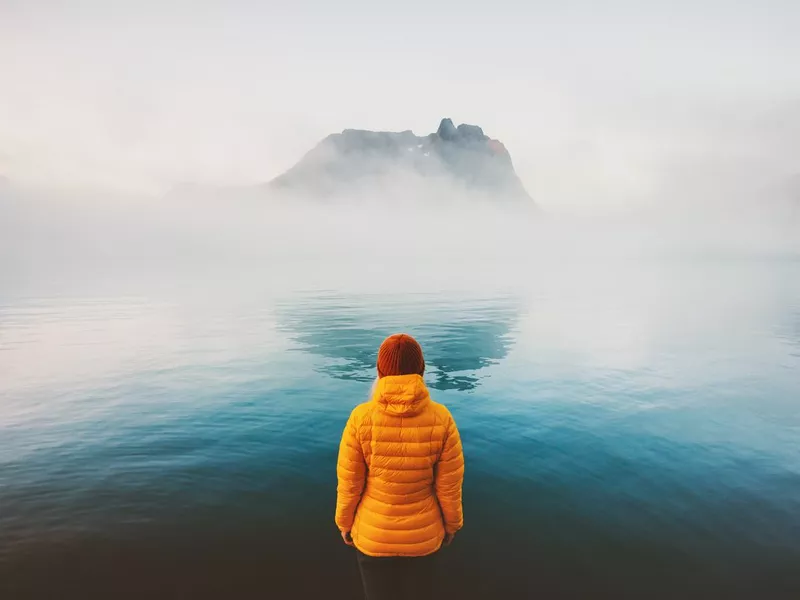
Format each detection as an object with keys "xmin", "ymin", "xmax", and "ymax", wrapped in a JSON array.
[{"xmin": 1, "ymin": 258, "xmax": 800, "ymax": 599}]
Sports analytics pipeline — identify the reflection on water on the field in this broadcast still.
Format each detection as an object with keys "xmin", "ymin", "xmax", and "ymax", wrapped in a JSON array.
[
  {"xmin": 278, "ymin": 294, "xmax": 518, "ymax": 391},
  {"xmin": 1, "ymin": 263, "xmax": 800, "ymax": 599}
]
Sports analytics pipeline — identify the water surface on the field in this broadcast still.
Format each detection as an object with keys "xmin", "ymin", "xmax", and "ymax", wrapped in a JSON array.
[{"xmin": 1, "ymin": 258, "xmax": 799, "ymax": 598}]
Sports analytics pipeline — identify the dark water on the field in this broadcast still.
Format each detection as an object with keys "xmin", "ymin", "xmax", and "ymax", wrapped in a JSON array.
[{"xmin": 2, "ymin": 259, "xmax": 800, "ymax": 599}]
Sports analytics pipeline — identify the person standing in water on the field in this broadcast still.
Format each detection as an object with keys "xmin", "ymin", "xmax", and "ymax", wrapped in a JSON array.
[{"xmin": 335, "ymin": 334, "xmax": 465, "ymax": 600}]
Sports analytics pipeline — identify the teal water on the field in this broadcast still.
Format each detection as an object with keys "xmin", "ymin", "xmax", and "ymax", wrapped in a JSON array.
[{"xmin": 1, "ymin": 258, "xmax": 799, "ymax": 599}]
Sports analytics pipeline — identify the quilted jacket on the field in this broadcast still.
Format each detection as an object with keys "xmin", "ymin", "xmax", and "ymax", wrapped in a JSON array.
[{"xmin": 335, "ymin": 374, "xmax": 464, "ymax": 557}]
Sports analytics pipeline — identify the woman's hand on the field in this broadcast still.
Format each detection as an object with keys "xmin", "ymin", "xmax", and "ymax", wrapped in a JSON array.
[
  {"xmin": 444, "ymin": 532, "xmax": 456, "ymax": 547},
  {"xmin": 341, "ymin": 530, "xmax": 354, "ymax": 546}
]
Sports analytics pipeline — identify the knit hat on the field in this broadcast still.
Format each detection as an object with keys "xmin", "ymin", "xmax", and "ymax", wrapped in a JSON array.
[{"xmin": 377, "ymin": 334, "xmax": 425, "ymax": 378}]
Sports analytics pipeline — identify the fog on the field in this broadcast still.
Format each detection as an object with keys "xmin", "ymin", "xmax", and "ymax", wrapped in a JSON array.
[
  {"xmin": 2, "ymin": 2, "xmax": 800, "ymax": 200},
  {"xmin": 1, "ymin": 180, "xmax": 797, "ymax": 305},
  {"xmin": 1, "ymin": 1, "xmax": 798, "ymax": 298}
]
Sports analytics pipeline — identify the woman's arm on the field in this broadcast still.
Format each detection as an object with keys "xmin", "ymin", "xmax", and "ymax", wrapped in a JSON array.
[
  {"xmin": 335, "ymin": 411, "xmax": 366, "ymax": 533},
  {"xmin": 435, "ymin": 414, "xmax": 465, "ymax": 534}
]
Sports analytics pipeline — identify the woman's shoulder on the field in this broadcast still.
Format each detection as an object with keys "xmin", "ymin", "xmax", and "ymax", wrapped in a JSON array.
[{"xmin": 349, "ymin": 401, "xmax": 373, "ymax": 423}]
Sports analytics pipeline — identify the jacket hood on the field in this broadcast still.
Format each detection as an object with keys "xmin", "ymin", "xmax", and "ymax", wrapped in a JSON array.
[{"xmin": 372, "ymin": 374, "xmax": 431, "ymax": 417}]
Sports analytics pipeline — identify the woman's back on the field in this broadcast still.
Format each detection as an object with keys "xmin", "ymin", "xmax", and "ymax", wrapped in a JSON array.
[
  {"xmin": 336, "ymin": 374, "xmax": 464, "ymax": 557},
  {"xmin": 335, "ymin": 333, "xmax": 465, "ymax": 600}
]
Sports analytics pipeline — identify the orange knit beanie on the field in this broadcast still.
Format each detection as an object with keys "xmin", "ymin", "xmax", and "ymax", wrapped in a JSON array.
[{"xmin": 377, "ymin": 334, "xmax": 425, "ymax": 378}]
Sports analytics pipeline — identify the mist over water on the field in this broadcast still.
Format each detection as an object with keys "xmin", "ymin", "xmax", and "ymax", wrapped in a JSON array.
[
  {"xmin": 3, "ymin": 1, "xmax": 800, "ymax": 596},
  {"xmin": 2, "ymin": 178, "xmax": 797, "ymax": 295},
  {"xmin": 1, "ymin": 180, "xmax": 799, "ymax": 599}
]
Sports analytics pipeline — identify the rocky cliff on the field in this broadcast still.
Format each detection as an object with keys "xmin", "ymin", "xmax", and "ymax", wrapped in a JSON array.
[{"xmin": 269, "ymin": 118, "xmax": 534, "ymax": 203}]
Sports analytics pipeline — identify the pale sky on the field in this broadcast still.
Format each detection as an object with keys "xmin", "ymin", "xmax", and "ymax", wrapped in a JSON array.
[{"xmin": 1, "ymin": 0, "xmax": 799, "ymax": 211}]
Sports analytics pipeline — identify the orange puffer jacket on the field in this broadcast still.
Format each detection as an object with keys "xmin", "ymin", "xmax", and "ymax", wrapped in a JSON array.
[{"xmin": 335, "ymin": 374, "xmax": 465, "ymax": 557}]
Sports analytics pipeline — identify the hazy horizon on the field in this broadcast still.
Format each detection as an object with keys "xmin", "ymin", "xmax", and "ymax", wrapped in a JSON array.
[{"xmin": 2, "ymin": 1, "xmax": 799, "ymax": 214}]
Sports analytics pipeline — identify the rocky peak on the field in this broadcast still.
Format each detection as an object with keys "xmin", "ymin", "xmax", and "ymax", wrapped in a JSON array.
[{"xmin": 270, "ymin": 118, "xmax": 533, "ymax": 203}]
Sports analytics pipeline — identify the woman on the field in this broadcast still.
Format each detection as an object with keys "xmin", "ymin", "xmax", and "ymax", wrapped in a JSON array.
[{"xmin": 335, "ymin": 333, "xmax": 465, "ymax": 600}]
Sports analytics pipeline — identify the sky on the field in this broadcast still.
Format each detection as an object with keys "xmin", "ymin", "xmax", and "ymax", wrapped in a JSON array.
[{"xmin": 1, "ymin": 0, "xmax": 799, "ymax": 212}]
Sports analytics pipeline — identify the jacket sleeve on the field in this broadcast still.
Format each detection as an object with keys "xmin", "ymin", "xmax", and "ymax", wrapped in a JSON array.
[
  {"xmin": 335, "ymin": 410, "xmax": 366, "ymax": 532},
  {"xmin": 435, "ymin": 413, "xmax": 465, "ymax": 534}
]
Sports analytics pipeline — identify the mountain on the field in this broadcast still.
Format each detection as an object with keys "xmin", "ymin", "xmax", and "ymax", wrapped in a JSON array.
[{"xmin": 269, "ymin": 118, "xmax": 534, "ymax": 204}]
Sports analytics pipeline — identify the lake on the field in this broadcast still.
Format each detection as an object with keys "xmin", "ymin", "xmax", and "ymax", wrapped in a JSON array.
[{"xmin": 1, "ymin": 254, "xmax": 799, "ymax": 599}]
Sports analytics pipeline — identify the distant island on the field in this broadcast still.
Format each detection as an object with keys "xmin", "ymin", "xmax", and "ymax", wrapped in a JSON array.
[
  {"xmin": 268, "ymin": 118, "xmax": 534, "ymax": 204},
  {"xmin": 167, "ymin": 119, "xmax": 535, "ymax": 205}
]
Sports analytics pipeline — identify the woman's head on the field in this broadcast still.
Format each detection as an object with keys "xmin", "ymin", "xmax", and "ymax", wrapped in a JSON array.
[{"xmin": 377, "ymin": 334, "xmax": 425, "ymax": 378}]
